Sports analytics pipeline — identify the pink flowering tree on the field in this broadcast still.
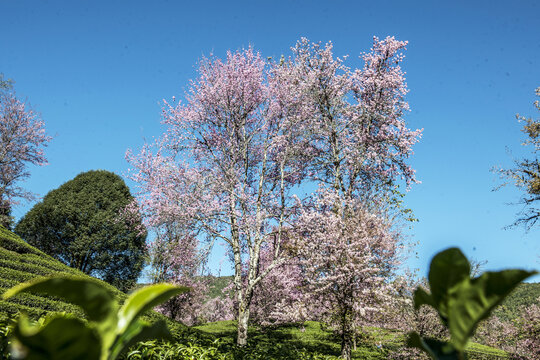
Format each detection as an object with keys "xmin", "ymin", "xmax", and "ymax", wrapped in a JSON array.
[
  {"xmin": 248, "ymin": 239, "xmax": 310, "ymax": 327},
  {"xmin": 127, "ymin": 37, "xmax": 420, "ymax": 348},
  {"xmin": 293, "ymin": 190, "xmax": 401, "ymax": 360},
  {"xmin": 145, "ymin": 222, "xmax": 212, "ymax": 325},
  {"xmin": 286, "ymin": 36, "xmax": 419, "ymax": 360},
  {"xmin": 515, "ymin": 298, "xmax": 540, "ymax": 358},
  {"xmin": 291, "ymin": 37, "xmax": 421, "ymax": 200},
  {"xmin": 0, "ymin": 91, "xmax": 51, "ymax": 228},
  {"xmin": 126, "ymin": 47, "xmax": 310, "ymax": 345}
]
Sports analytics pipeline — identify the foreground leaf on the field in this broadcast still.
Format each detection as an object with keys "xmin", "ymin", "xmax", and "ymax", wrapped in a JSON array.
[
  {"xmin": 448, "ymin": 269, "xmax": 537, "ymax": 350},
  {"xmin": 3, "ymin": 277, "xmax": 115, "ymax": 322},
  {"xmin": 108, "ymin": 320, "xmax": 170, "ymax": 360},
  {"xmin": 117, "ymin": 284, "xmax": 188, "ymax": 333},
  {"xmin": 12, "ymin": 316, "xmax": 100, "ymax": 360},
  {"xmin": 428, "ymin": 248, "xmax": 470, "ymax": 321},
  {"xmin": 407, "ymin": 332, "xmax": 463, "ymax": 360}
]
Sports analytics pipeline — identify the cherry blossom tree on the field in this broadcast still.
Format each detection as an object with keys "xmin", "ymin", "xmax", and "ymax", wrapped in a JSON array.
[
  {"xmin": 286, "ymin": 36, "xmax": 420, "ymax": 360},
  {"xmin": 146, "ymin": 222, "xmax": 212, "ymax": 325},
  {"xmin": 515, "ymin": 298, "xmax": 540, "ymax": 358},
  {"xmin": 126, "ymin": 47, "xmax": 310, "ymax": 345},
  {"xmin": 293, "ymin": 189, "xmax": 401, "ymax": 360},
  {"xmin": 248, "ymin": 240, "xmax": 310, "ymax": 327},
  {"xmin": 127, "ymin": 37, "xmax": 420, "ymax": 348},
  {"xmin": 0, "ymin": 91, "xmax": 51, "ymax": 228},
  {"xmin": 291, "ymin": 37, "xmax": 421, "ymax": 200}
]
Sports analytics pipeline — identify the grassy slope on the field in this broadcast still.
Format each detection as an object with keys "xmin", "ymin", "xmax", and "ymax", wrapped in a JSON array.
[
  {"xmin": 0, "ymin": 226, "xmax": 187, "ymax": 336},
  {"xmin": 206, "ymin": 275, "xmax": 233, "ymax": 298},
  {"xmin": 193, "ymin": 321, "xmax": 509, "ymax": 360},
  {"xmin": 494, "ymin": 282, "xmax": 540, "ymax": 321}
]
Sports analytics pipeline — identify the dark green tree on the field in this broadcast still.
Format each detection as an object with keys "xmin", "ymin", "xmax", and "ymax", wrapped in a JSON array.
[{"xmin": 15, "ymin": 170, "xmax": 147, "ymax": 291}]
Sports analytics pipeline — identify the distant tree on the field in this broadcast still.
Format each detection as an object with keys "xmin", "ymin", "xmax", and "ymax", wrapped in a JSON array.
[
  {"xmin": 0, "ymin": 73, "xmax": 13, "ymax": 90},
  {"xmin": 0, "ymin": 78, "xmax": 51, "ymax": 229},
  {"xmin": 496, "ymin": 87, "xmax": 540, "ymax": 230},
  {"xmin": 515, "ymin": 298, "xmax": 540, "ymax": 358},
  {"xmin": 15, "ymin": 170, "xmax": 146, "ymax": 291},
  {"xmin": 147, "ymin": 222, "xmax": 211, "ymax": 325}
]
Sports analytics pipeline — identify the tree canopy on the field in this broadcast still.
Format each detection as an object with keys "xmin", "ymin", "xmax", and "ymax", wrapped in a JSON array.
[{"xmin": 15, "ymin": 170, "xmax": 147, "ymax": 292}]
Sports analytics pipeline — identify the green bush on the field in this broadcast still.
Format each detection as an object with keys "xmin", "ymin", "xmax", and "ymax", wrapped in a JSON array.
[
  {"xmin": 0, "ymin": 226, "xmax": 125, "ymax": 323},
  {"xmin": 4, "ymin": 277, "xmax": 188, "ymax": 360}
]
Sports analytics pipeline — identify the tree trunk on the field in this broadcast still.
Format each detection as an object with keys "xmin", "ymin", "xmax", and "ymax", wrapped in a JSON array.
[
  {"xmin": 341, "ymin": 331, "xmax": 353, "ymax": 360},
  {"xmin": 0, "ymin": 199, "xmax": 12, "ymax": 230},
  {"xmin": 237, "ymin": 301, "xmax": 250, "ymax": 347},
  {"xmin": 341, "ymin": 314, "xmax": 353, "ymax": 360}
]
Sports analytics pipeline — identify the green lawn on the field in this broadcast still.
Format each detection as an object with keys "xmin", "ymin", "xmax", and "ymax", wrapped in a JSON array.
[{"xmin": 187, "ymin": 321, "xmax": 508, "ymax": 360}]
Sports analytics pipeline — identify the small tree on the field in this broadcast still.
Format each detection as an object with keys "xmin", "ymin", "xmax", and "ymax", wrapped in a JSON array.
[
  {"xmin": 15, "ymin": 170, "xmax": 146, "ymax": 292},
  {"xmin": 248, "ymin": 241, "xmax": 309, "ymax": 327},
  {"xmin": 0, "ymin": 87, "xmax": 51, "ymax": 229},
  {"xmin": 147, "ymin": 222, "xmax": 211, "ymax": 325},
  {"xmin": 294, "ymin": 190, "xmax": 400, "ymax": 360},
  {"xmin": 515, "ymin": 298, "xmax": 540, "ymax": 358},
  {"xmin": 496, "ymin": 87, "xmax": 540, "ymax": 230}
]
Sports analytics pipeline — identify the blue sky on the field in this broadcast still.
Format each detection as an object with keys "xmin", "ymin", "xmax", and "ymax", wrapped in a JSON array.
[{"xmin": 1, "ymin": 0, "xmax": 539, "ymax": 280}]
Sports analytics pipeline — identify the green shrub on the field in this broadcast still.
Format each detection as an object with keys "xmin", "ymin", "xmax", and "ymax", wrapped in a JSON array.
[{"xmin": 3, "ymin": 277, "xmax": 188, "ymax": 360}]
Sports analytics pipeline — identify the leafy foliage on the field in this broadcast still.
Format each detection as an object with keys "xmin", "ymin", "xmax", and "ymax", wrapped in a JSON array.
[
  {"xmin": 3, "ymin": 276, "xmax": 188, "ymax": 360},
  {"xmin": 15, "ymin": 170, "xmax": 146, "ymax": 291},
  {"xmin": 408, "ymin": 247, "xmax": 537, "ymax": 359}
]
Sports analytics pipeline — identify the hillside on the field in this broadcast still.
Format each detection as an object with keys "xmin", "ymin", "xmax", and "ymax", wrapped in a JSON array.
[
  {"xmin": 495, "ymin": 282, "xmax": 540, "ymax": 321},
  {"xmin": 0, "ymin": 226, "xmax": 520, "ymax": 359},
  {"xmin": 0, "ymin": 226, "xmax": 188, "ymax": 337},
  {"xmin": 0, "ymin": 225, "xmax": 124, "ymax": 320}
]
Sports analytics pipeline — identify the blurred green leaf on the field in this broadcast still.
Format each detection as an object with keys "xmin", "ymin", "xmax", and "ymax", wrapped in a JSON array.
[
  {"xmin": 448, "ymin": 269, "xmax": 537, "ymax": 350},
  {"xmin": 411, "ymin": 247, "xmax": 537, "ymax": 359},
  {"xmin": 117, "ymin": 284, "xmax": 188, "ymax": 333},
  {"xmin": 110, "ymin": 320, "xmax": 170, "ymax": 359},
  {"xmin": 428, "ymin": 248, "xmax": 470, "ymax": 319},
  {"xmin": 413, "ymin": 287, "xmax": 436, "ymax": 310},
  {"xmin": 12, "ymin": 316, "xmax": 100, "ymax": 360},
  {"xmin": 3, "ymin": 277, "xmax": 115, "ymax": 322},
  {"xmin": 407, "ymin": 332, "xmax": 462, "ymax": 360},
  {"xmin": 5, "ymin": 276, "xmax": 185, "ymax": 360}
]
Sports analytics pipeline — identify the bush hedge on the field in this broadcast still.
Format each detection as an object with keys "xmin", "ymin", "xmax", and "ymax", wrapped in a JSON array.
[
  {"xmin": 0, "ymin": 226, "xmax": 125, "ymax": 320},
  {"xmin": 0, "ymin": 225, "xmax": 188, "ymax": 339}
]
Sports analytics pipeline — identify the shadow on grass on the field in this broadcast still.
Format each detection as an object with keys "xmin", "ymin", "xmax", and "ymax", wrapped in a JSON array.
[{"xmin": 192, "ymin": 321, "xmax": 388, "ymax": 360}]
